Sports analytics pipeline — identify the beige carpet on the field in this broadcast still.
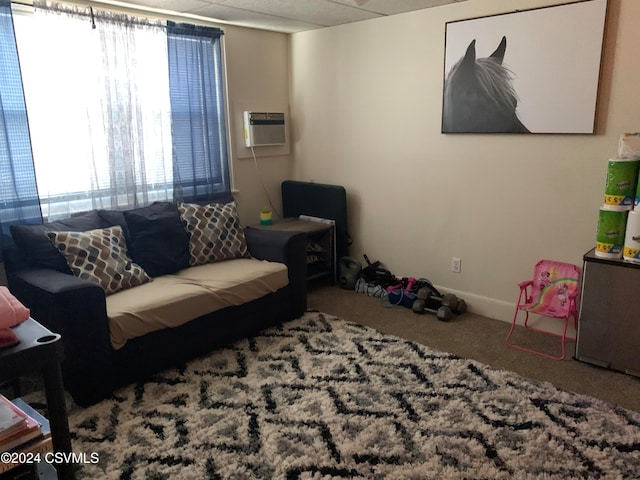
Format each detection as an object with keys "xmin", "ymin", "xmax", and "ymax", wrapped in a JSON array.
[{"xmin": 308, "ymin": 283, "xmax": 640, "ymax": 413}]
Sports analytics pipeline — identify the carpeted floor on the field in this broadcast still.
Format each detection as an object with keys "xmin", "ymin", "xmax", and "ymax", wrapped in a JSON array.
[
  {"xmin": 308, "ymin": 283, "xmax": 640, "ymax": 413},
  {"xmin": 68, "ymin": 311, "xmax": 640, "ymax": 479}
]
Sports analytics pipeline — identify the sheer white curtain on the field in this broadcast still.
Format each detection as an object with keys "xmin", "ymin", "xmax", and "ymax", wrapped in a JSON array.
[{"xmin": 14, "ymin": 1, "xmax": 173, "ymax": 220}]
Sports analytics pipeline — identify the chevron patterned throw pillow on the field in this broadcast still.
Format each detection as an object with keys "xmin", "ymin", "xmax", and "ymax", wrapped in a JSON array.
[
  {"xmin": 178, "ymin": 202, "xmax": 250, "ymax": 266},
  {"xmin": 47, "ymin": 225, "xmax": 151, "ymax": 295}
]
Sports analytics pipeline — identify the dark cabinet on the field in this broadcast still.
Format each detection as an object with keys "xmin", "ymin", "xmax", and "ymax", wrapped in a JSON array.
[{"xmin": 575, "ymin": 249, "xmax": 640, "ymax": 376}]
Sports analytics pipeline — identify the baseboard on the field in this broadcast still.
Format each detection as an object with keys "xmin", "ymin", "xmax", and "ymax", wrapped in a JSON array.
[{"xmin": 436, "ymin": 286, "xmax": 577, "ymax": 340}]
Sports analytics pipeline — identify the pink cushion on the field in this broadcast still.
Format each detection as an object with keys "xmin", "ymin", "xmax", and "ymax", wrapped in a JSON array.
[
  {"xmin": 0, "ymin": 328, "xmax": 19, "ymax": 349},
  {"xmin": 0, "ymin": 287, "xmax": 29, "ymax": 329}
]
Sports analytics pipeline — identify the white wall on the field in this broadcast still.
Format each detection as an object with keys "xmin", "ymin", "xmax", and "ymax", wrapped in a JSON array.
[
  {"xmin": 223, "ymin": 26, "xmax": 292, "ymax": 226},
  {"xmin": 289, "ymin": 0, "xmax": 639, "ymax": 324}
]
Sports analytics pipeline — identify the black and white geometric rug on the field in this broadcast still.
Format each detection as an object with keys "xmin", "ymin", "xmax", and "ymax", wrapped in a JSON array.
[{"xmin": 69, "ymin": 311, "xmax": 640, "ymax": 479}]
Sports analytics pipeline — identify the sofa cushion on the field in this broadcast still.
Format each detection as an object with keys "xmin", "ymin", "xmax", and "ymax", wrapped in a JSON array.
[
  {"xmin": 46, "ymin": 226, "xmax": 151, "ymax": 295},
  {"xmin": 107, "ymin": 258, "xmax": 288, "ymax": 349},
  {"xmin": 10, "ymin": 210, "xmax": 107, "ymax": 273},
  {"xmin": 123, "ymin": 202, "xmax": 190, "ymax": 277},
  {"xmin": 178, "ymin": 201, "xmax": 250, "ymax": 266},
  {"xmin": 96, "ymin": 209, "xmax": 130, "ymax": 240}
]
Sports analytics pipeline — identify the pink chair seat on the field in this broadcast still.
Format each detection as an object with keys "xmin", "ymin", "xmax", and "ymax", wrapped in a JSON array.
[{"xmin": 506, "ymin": 259, "xmax": 580, "ymax": 360}]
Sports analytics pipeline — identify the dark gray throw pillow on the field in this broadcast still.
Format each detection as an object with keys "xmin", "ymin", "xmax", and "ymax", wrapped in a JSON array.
[
  {"xmin": 96, "ymin": 209, "xmax": 130, "ymax": 240},
  {"xmin": 123, "ymin": 202, "xmax": 190, "ymax": 277},
  {"xmin": 10, "ymin": 210, "xmax": 107, "ymax": 273}
]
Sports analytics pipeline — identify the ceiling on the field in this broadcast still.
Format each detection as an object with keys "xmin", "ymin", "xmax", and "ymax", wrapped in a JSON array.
[{"xmin": 93, "ymin": 0, "xmax": 467, "ymax": 34}]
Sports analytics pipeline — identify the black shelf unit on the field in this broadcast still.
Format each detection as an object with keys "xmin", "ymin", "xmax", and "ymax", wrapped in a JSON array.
[
  {"xmin": 0, "ymin": 320, "xmax": 74, "ymax": 480},
  {"xmin": 250, "ymin": 218, "xmax": 336, "ymax": 284}
]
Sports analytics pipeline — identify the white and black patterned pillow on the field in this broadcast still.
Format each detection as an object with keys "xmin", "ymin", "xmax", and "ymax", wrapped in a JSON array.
[
  {"xmin": 178, "ymin": 202, "xmax": 250, "ymax": 266},
  {"xmin": 46, "ymin": 226, "xmax": 151, "ymax": 295}
]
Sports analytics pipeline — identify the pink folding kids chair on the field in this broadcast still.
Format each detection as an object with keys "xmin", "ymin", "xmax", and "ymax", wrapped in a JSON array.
[{"xmin": 505, "ymin": 259, "xmax": 580, "ymax": 360}]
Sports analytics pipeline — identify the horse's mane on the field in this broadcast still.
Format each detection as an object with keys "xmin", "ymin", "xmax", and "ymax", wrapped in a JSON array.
[
  {"xmin": 474, "ymin": 58, "xmax": 519, "ymax": 111},
  {"xmin": 443, "ymin": 37, "xmax": 528, "ymax": 133},
  {"xmin": 444, "ymin": 56, "xmax": 520, "ymax": 114}
]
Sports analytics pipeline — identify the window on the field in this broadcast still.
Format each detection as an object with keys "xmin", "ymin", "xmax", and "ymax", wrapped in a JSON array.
[
  {"xmin": 0, "ymin": 0, "xmax": 41, "ymax": 237},
  {"xmin": 11, "ymin": 2, "xmax": 230, "ymax": 220}
]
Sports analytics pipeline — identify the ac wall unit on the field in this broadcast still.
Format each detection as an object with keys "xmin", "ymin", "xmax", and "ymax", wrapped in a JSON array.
[{"xmin": 243, "ymin": 111, "xmax": 286, "ymax": 147}]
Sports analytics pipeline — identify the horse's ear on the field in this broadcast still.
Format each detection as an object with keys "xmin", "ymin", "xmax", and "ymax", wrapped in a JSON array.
[
  {"xmin": 489, "ymin": 36, "xmax": 507, "ymax": 65},
  {"xmin": 461, "ymin": 39, "xmax": 476, "ymax": 67}
]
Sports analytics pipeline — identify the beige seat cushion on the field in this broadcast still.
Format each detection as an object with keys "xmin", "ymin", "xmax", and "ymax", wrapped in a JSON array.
[{"xmin": 107, "ymin": 258, "xmax": 288, "ymax": 350}]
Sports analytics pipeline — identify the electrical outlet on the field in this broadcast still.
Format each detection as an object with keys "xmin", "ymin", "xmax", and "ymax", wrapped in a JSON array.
[{"xmin": 451, "ymin": 257, "xmax": 461, "ymax": 273}]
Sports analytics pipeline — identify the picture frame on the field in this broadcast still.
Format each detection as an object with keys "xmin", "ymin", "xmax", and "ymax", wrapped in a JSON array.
[{"xmin": 442, "ymin": 0, "xmax": 608, "ymax": 134}]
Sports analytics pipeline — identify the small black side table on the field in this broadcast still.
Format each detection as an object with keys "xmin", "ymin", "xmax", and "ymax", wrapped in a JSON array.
[
  {"xmin": 251, "ymin": 218, "xmax": 336, "ymax": 284},
  {"xmin": 0, "ymin": 319, "xmax": 74, "ymax": 480}
]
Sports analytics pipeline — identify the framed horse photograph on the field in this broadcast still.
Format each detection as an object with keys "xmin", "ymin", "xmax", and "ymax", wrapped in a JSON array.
[{"xmin": 442, "ymin": 0, "xmax": 607, "ymax": 134}]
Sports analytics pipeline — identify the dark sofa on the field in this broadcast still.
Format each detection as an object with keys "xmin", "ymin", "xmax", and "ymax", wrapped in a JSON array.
[{"xmin": 3, "ymin": 202, "xmax": 307, "ymax": 406}]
